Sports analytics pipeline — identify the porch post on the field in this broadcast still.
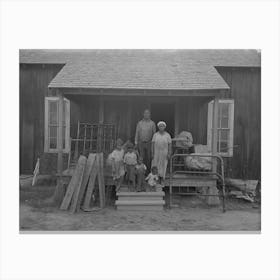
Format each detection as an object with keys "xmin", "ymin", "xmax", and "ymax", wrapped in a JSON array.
[
  {"xmin": 57, "ymin": 91, "xmax": 64, "ymax": 174},
  {"xmin": 53, "ymin": 90, "xmax": 64, "ymax": 204},
  {"xmin": 127, "ymin": 97, "xmax": 132, "ymax": 140},
  {"xmin": 212, "ymin": 97, "xmax": 219, "ymax": 162},
  {"xmin": 174, "ymin": 98, "xmax": 180, "ymax": 136},
  {"xmin": 208, "ymin": 96, "xmax": 220, "ymax": 205},
  {"xmin": 97, "ymin": 95, "xmax": 104, "ymax": 152},
  {"xmin": 99, "ymin": 95, "xmax": 104, "ymax": 124}
]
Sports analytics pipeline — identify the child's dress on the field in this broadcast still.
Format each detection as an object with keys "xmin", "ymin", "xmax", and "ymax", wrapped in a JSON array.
[
  {"xmin": 124, "ymin": 151, "xmax": 138, "ymax": 181},
  {"xmin": 108, "ymin": 148, "xmax": 125, "ymax": 180},
  {"xmin": 135, "ymin": 163, "xmax": 147, "ymax": 191},
  {"xmin": 146, "ymin": 173, "xmax": 159, "ymax": 187}
]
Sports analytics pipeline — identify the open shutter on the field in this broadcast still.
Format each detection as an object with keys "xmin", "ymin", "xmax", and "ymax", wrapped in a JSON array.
[
  {"xmin": 44, "ymin": 97, "xmax": 70, "ymax": 153},
  {"xmin": 207, "ymin": 99, "xmax": 234, "ymax": 157}
]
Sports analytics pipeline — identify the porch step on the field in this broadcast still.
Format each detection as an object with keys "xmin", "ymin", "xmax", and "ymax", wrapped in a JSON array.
[
  {"xmin": 117, "ymin": 192, "xmax": 165, "ymax": 201},
  {"xmin": 117, "ymin": 205, "xmax": 164, "ymax": 211},
  {"xmin": 116, "ymin": 199, "xmax": 165, "ymax": 211},
  {"xmin": 116, "ymin": 191, "xmax": 165, "ymax": 210}
]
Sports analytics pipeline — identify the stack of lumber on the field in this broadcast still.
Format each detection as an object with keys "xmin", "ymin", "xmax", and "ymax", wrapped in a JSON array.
[
  {"xmin": 60, "ymin": 153, "xmax": 106, "ymax": 213},
  {"xmin": 115, "ymin": 189, "xmax": 165, "ymax": 211}
]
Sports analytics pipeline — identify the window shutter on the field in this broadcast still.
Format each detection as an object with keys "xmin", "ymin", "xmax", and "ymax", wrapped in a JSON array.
[
  {"xmin": 44, "ymin": 97, "xmax": 70, "ymax": 153},
  {"xmin": 207, "ymin": 99, "xmax": 234, "ymax": 157}
]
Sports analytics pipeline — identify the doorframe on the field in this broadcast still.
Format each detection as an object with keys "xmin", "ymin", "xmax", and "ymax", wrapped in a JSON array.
[{"xmin": 148, "ymin": 97, "xmax": 178, "ymax": 136}]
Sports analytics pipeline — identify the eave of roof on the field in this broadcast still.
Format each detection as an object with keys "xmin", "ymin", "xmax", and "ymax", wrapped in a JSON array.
[
  {"xmin": 48, "ymin": 62, "xmax": 229, "ymax": 91},
  {"xmin": 19, "ymin": 49, "xmax": 261, "ymax": 67},
  {"xmin": 19, "ymin": 49, "xmax": 260, "ymax": 92}
]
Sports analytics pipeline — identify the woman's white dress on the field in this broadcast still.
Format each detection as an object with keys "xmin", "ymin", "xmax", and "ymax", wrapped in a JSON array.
[{"xmin": 151, "ymin": 131, "xmax": 172, "ymax": 178}]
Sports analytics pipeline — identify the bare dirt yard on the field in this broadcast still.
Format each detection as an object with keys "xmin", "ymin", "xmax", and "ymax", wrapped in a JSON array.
[{"xmin": 20, "ymin": 184, "xmax": 261, "ymax": 232}]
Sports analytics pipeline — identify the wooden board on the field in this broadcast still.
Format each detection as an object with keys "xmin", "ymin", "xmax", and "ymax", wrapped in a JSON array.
[
  {"xmin": 60, "ymin": 155, "xmax": 86, "ymax": 210},
  {"xmin": 83, "ymin": 157, "xmax": 99, "ymax": 209},
  {"xmin": 97, "ymin": 153, "xmax": 106, "ymax": 208},
  {"xmin": 69, "ymin": 153, "xmax": 96, "ymax": 213}
]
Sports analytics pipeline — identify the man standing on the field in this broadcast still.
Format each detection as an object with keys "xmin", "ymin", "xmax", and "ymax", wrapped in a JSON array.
[{"xmin": 135, "ymin": 109, "xmax": 156, "ymax": 172}]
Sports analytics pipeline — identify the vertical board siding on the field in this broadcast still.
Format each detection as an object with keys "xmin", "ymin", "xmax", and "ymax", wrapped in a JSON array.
[
  {"xmin": 67, "ymin": 95, "xmax": 99, "ymax": 138},
  {"xmin": 178, "ymin": 97, "xmax": 210, "ymax": 145},
  {"xmin": 20, "ymin": 64, "xmax": 64, "ymax": 173},
  {"xmin": 216, "ymin": 67, "xmax": 261, "ymax": 180},
  {"xmin": 104, "ymin": 97, "xmax": 130, "ymax": 141},
  {"xmin": 20, "ymin": 65, "xmax": 260, "ymax": 180}
]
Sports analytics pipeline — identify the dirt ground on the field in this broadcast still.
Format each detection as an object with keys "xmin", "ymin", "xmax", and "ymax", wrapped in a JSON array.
[{"xmin": 19, "ymin": 184, "xmax": 261, "ymax": 232}]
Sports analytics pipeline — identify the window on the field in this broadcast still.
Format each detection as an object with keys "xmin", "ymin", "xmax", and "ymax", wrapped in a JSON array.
[
  {"xmin": 207, "ymin": 99, "xmax": 234, "ymax": 157},
  {"xmin": 44, "ymin": 97, "xmax": 70, "ymax": 153}
]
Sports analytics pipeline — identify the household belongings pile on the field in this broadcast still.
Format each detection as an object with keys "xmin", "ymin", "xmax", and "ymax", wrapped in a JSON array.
[
  {"xmin": 60, "ymin": 153, "xmax": 106, "ymax": 213},
  {"xmin": 174, "ymin": 131, "xmax": 212, "ymax": 171},
  {"xmin": 226, "ymin": 179, "xmax": 259, "ymax": 203}
]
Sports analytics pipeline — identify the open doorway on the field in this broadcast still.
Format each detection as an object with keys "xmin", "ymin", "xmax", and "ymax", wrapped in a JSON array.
[{"xmin": 150, "ymin": 102, "xmax": 175, "ymax": 137}]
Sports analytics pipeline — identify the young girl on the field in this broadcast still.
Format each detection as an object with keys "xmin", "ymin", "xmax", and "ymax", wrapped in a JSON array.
[
  {"xmin": 108, "ymin": 138, "xmax": 125, "ymax": 192},
  {"xmin": 123, "ymin": 142, "xmax": 138, "ymax": 191},
  {"xmin": 145, "ymin": 166, "xmax": 159, "ymax": 192}
]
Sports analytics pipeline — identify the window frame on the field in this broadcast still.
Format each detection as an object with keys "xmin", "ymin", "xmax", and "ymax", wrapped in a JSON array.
[
  {"xmin": 44, "ymin": 96, "xmax": 70, "ymax": 153},
  {"xmin": 207, "ymin": 99, "xmax": 234, "ymax": 157}
]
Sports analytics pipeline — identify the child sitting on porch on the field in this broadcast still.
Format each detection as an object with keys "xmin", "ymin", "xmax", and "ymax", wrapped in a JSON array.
[
  {"xmin": 145, "ymin": 166, "xmax": 159, "ymax": 192},
  {"xmin": 107, "ymin": 138, "xmax": 125, "ymax": 193},
  {"xmin": 135, "ymin": 157, "xmax": 147, "ymax": 192},
  {"xmin": 124, "ymin": 142, "xmax": 138, "ymax": 191}
]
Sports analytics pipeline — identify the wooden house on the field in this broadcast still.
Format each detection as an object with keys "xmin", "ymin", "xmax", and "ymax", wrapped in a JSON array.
[{"xmin": 20, "ymin": 50, "xmax": 261, "ymax": 181}]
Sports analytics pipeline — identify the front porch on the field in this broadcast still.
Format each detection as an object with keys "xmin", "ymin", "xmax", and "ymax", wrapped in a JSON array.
[
  {"xmin": 47, "ymin": 87, "xmax": 228, "ymax": 211},
  {"xmin": 58, "ymin": 94, "xmax": 219, "ymax": 158}
]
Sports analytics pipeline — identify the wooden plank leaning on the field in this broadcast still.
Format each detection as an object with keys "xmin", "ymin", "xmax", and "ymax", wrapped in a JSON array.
[
  {"xmin": 70, "ymin": 153, "xmax": 96, "ymax": 213},
  {"xmin": 98, "ymin": 153, "xmax": 106, "ymax": 208},
  {"xmin": 60, "ymin": 155, "xmax": 87, "ymax": 210},
  {"xmin": 83, "ymin": 153, "xmax": 99, "ymax": 210}
]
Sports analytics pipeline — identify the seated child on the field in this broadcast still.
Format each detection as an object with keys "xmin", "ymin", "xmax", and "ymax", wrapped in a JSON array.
[
  {"xmin": 123, "ymin": 142, "xmax": 138, "ymax": 191},
  {"xmin": 107, "ymin": 138, "xmax": 125, "ymax": 192},
  {"xmin": 135, "ymin": 157, "xmax": 147, "ymax": 192},
  {"xmin": 145, "ymin": 166, "xmax": 159, "ymax": 192}
]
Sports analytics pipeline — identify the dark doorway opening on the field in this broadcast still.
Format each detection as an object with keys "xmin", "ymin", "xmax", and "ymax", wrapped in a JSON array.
[{"xmin": 151, "ymin": 102, "xmax": 175, "ymax": 137}]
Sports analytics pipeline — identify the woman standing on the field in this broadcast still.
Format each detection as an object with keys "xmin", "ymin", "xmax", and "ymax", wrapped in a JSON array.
[{"xmin": 151, "ymin": 121, "xmax": 172, "ymax": 181}]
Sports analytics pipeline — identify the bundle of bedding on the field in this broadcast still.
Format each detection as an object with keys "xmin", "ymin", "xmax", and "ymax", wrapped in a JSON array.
[{"xmin": 174, "ymin": 131, "xmax": 212, "ymax": 171}]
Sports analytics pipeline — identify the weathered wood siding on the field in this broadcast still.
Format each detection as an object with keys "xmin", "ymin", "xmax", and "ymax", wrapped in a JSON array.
[
  {"xmin": 20, "ymin": 65, "xmax": 260, "ymax": 180},
  {"xmin": 66, "ymin": 95, "xmax": 99, "ymax": 138},
  {"xmin": 20, "ymin": 64, "xmax": 64, "ymax": 173},
  {"xmin": 177, "ymin": 96, "xmax": 210, "ymax": 144},
  {"xmin": 217, "ymin": 67, "xmax": 261, "ymax": 180}
]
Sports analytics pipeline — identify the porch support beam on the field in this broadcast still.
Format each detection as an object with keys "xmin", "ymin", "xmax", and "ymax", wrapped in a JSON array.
[
  {"xmin": 174, "ymin": 98, "xmax": 180, "ymax": 136},
  {"xmin": 57, "ymin": 90, "xmax": 64, "ymax": 174},
  {"xmin": 99, "ymin": 95, "xmax": 104, "ymax": 124},
  {"xmin": 58, "ymin": 87, "xmax": 226, "ymax": 97},
  {"xmin": 211, "ymin": 97, "xmax": 219, "ymax": 171},
  {"xmin": 53, "ymin": 89, "xmax": 65, "ymax": 205},
  {"xmin": 127, "ymin": 97, "xmax": 132, "ymax": 140},
  {"xmin": 208, "ymin": 96, "xmax": 220, "ymax": 205}
]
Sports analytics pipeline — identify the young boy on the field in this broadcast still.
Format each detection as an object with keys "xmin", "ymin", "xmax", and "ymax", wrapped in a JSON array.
[
  {"xmin": 123, "ymin": 142, "xmax": 138, "ymax": 191},
  {"xmin": 135, "ymin": 157, "xmax": 147, "ymax": 192},
  {"xmin": 108, "ymin": 138, "xmax": 125, "ymax": 192},
  {"xmin": 145, "ymin": 166, "xmax": 159, "ymax": 192}
]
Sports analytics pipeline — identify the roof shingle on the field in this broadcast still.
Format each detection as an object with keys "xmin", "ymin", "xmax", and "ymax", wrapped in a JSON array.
[{"xmin": 19, "ymin": 49, "xmax": 260, "ymax": 90}]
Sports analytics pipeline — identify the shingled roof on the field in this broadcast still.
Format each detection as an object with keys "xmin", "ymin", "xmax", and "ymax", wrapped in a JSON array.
[{"xmin": 20, "ymin": 49, "xmax": 260, "ymax": 91}]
